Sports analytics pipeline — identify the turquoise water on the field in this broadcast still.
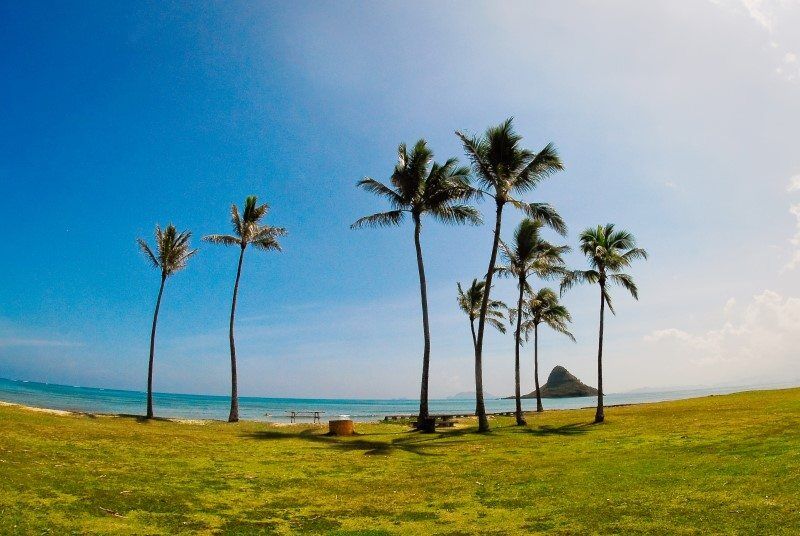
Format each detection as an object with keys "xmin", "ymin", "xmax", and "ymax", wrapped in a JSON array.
[{"xmin": 0, "ymin": 377, "xmax": 753, "ymax": 423}]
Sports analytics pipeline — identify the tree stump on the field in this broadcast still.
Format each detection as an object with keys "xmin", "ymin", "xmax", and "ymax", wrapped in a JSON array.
[{"xmin": 328, "ymin": 419, "xmax": 355, "ymax": 436}]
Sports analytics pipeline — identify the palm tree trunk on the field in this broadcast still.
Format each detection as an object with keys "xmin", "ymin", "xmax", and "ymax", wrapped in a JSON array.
[
  {"xmin": 470, "ymin": 318, "xmax": 477, "ymax": 351},
  {"xmin": 146, "ymin": 274, "xmax": 166, "ymax": 419},
  {"xmin": 595, "ymin": 282, "xmax": 606, "ymax": 423},
  {"xmin": 534, "ymin": 323, "xmax": 543, "ymax": 412},
  {"xmin": 474, "ymin": 201, "xmax": 504, "ymax": 432},
  {"xmin": 228, "ymin": 246, "xmax": 246, "ymax": 423},
  {"xmin": 413, "ymin": 215, "xmax": 432, "ymax": 427},
  {"xmin": 470, "ymin": 318, "xmax": 478, "ymax": 415},
  {"xmin": 513, "ymin": 276, "xmax": 526, "ymax": 425}
]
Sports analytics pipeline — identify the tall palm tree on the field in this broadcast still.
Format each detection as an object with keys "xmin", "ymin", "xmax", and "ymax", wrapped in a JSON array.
[
  {"xmin": 456, "ymin": 279, "xmax": 507, "ymax": 351},
  {"xmin": 516, "ymin": 288, "xmax": 575, "ymax": 413},
  {"xmin": 457, "ymin": 279, "xmax": 506, "ymax": 416},
  {"xmin": 204, "ymin": 196, "xmax": 286, "ymax": 423},
  {"xmin": 497, "ymin": 218, "xmax": 569, "ymax": 425},
  {"xmin": 352, "ymin": 140, "xmax": 480, "ymax": 427},
  {"xmin": 137, "ymin": 224, "xmax": 197, "ymax": 419},
  {"xmin": 457, "ymin": 118, "xmax": 565, "ymax": 431},
  {"xmin": 561, "ymin": 224, "xmax": 647, "ymax": 423}
]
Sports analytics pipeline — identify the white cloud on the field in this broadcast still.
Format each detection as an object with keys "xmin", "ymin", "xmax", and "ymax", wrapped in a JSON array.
[
  {"xmin": 644, "ymin": 290, "xmax": 800, "ymax": 379},
  {"xmin": 711, "ymin": 0, "xmax": 800, "ymax": 81},
  {"xmin": 782, "ymin": 175, "xmax": 800, "ymax": 271},
  {"xmin": 740, "ymin": 0, "xmax": 775, "ymax": 30},
  {"xmin": 786, "ymin": 174, "xmax": 800, "ymax": 191},
  {"xmin": 782, "ymin": 203, "xmax": 800, "ymax": 271}
]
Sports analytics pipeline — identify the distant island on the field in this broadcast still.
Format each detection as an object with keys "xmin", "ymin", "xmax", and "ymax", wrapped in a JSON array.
[
  {"xmin": 516, "ymin": 366, "xmax": 598, "ymax": 399},
  {"xmin": 448, "ymin": 391, "xmax": 499, "ymax": 400}
]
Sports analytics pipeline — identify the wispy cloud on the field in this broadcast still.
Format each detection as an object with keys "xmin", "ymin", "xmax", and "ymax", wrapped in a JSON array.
[
  {"xmin": 644, "ymin": 290, "xmax": 800, "ymax": 376},
  {"xmin": 782, "ymin": 174, "xmax": 800, "ymax": 271},
  {"xmin": 0, "ymin": 338, "xmax": 83, "ymax": 348},
  {"xmin": 711, "ymin": 0, "xmax": 800, "ymax": 81}
]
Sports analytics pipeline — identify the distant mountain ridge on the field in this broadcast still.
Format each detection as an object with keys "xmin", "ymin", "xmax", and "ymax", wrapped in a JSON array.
[{"xmin": 519, "ymin": 366, "xmax": 598, "ymax": 398}]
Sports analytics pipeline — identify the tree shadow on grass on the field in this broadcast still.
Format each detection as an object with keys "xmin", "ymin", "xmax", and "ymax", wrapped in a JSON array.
[
  {"xmin": 524, "ymin": 422, "xmax": 594, "ymax": 437},
  {"xmin": 114, "ymin": 413, "xmax": 174, "ymax": 423},
  {"xmin": 242, "ymin": 426, "xmax": 481, "ymax": 457}
]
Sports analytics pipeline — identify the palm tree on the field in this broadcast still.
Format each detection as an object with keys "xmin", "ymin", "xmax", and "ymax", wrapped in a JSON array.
[
  {"xmin": 457, "ymin": 118, "xmax": 565, "ymax": 431},
  {"xmin": 561, "ymin": 224, "xmax": 647, "ymax": 423},
  {"xmin": 456, "ymin": 279, "xmax": 507, "ymax": 351},
  {"xmin": 352, "ymin": 140, "xmax": 480, "ymax": 428},
  {"xmin": 517, "ymin": 288, "xmax": 575, "ymax": 413},
  {"xmin": 457, "ymin": 279, "xmax": 506, "ymax": 416},
  {"xmin": 204, "ymin": 196, "xmax": 286, "ymax": 423},
  {"xmin": 497, "ymin": 218, "xmax": 569, "ymax": 425},
  {"xmin": 137, "ymin": 224, "xmax": 197, "ymax": 419}
]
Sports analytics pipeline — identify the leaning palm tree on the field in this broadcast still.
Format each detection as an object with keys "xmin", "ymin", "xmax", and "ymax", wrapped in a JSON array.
[
  {"xmin": 204, "ymin": 196, "xmax": 286, "ymax": 422},
  {"xmin": 561, "ymin": 224, "xmax": 647, "ymax": 423},
  {"xmin": 137, "ymin": 224, "xmax": 197, "ymax": 419},
  {"xmin": 497, "ymin": 218, "xmax": 569, "ymax": 425},
  {"xmin": 352, "ymin": 140, "xmax": 480, "ymax": 428},
  {"xmin": 457, "ymin": 118, "xmax": 565, "ymax": 431},
  {"xmin": 456, "ymin": 279, "xmax": 507, "ymax": 351},
  {"xmin": 517, "ymin": 288, "xmax": 575, "ymax": 413}
]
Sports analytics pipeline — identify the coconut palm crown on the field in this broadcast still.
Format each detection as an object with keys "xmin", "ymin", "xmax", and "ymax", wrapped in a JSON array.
[
  {"xmin": 456, "ymin": 117, "xmax": 565, "ymax": 432},
  {"xmin": 137, "ymin": 224, "xmax": 197, "ymax": 419},
  {"xmin": 204, "ymin": 196, "xmax": 286, "ymax": 422},
  {"xmin": 204, "ymin": 196, "xmax": 287, "ymax": 252},
  {"xmin": 457, "ymin": 279, "xmax": 507, "ymax": 348},
  {"xmin": 518, "ymin": 288, "xmax": 576, "ymax": 342},
  {"xmin": 560, "ymin": 223, "xmax": 647, "ymax": 423},
  {"xmin": 496, "ymin": 218, "xmax": 569, "ymax": 425},
  {"xmin": 138, "ymin": 225, "xmax": 197, "ymax": 279},
  {"xmin": 352, "ymin": 139, "xmax": 480, "ymax": 427},
  {"xmin": 351, "ymin": 140, "xmax": 480, "ymax": 230}
]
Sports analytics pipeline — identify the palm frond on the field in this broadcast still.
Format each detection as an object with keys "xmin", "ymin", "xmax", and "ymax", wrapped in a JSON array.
[
  {"xmin": 487, "ymin": 317, "xmax": 507, "ymax": 334},
  {"xmin": 203, "ymin": 234, "xmax": 241, "ymax": 247},
  {"xmin": 137, "ymin": 238, "xmax": 159, "ymax": 269},
  {"xmin": 356, "ymin": 178, "xmax": 406, "ymax": 209},
  {"xmin": 608, "ymin": 273, "xmax": 639, "ymax": 300},
  {"xmin": 350, "ymin": 210, "xmax": 405, "ymax": 229},
  {"xmin": 428, "ymin": 204, "xmax": 482, "ymax": 226},
  {"xmin": 560, "ymin": 269, "xmax": 599, "ymax": 295},
  {"xmin": 516, "ymin": 201, "xmax": 567, "ymax": 236},
  {"xmin": 545, "ymin": 319, "xmax": 576, "ymax": 342},
  {"xmin": 455, "ymin": 130, "xmax": 496, "ymax": 189},
  {"xmin": 603, "ymin": 287, "xmax": 616, "ymax": 315},
  {"xmin": 514, "ymin": 142, "xmax": 564, "ymax": 193}
]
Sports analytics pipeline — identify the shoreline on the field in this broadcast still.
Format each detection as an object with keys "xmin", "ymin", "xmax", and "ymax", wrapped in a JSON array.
[{"xmin": 3, "ymin": 385, "xmax": 796, "ymax": 426}]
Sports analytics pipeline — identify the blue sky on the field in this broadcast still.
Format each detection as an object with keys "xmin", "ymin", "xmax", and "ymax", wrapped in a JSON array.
[{"xmin": 2, "ymin": 1, "xmax": 800, "ymax": 398}]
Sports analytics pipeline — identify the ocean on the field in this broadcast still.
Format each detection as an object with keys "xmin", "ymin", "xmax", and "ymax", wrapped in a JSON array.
[{"xmin": 0, "ymin": 377, "xmax": 758, "ymax": 423}]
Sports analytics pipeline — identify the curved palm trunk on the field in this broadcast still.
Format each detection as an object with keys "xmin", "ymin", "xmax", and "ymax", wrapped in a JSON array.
[
  {"xmin": 413, "ymin": 215, "xmax": 432, "ymax": 427},
  {"xmin": 146, "ymin": 274, "xmax": 166, "ymax": 419},
  {"xmin": 595, "ymin": 282, "xmax": 606, "ymax": 423},
  {"xmin": 534, "ymin": 323, "xmax": 543, "ymax": 412},
  {"xmin": 474, "ymin": 201, "xmax": 504, "ymax": 432},
  {"xmin": 228, "ymin": 246, "xmax": 246, "ymax": 423},
  {"xmin": 513, "ymin": 276, "xmax": 526, "ymax": 425}
]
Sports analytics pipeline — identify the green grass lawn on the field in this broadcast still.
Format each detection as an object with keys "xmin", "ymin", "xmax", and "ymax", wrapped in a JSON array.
[{"xmin": 1, "ymin": 389, "xmax": 798, "ymax": 535}]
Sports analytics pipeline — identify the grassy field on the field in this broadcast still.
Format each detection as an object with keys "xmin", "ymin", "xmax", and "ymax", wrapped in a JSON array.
[{"xmin": 0, "ymin": 389, "xmax": 798, "ymax": 535}]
